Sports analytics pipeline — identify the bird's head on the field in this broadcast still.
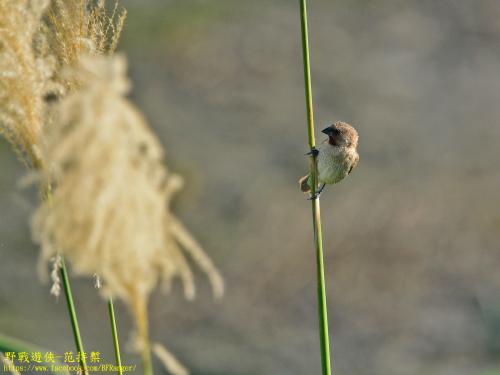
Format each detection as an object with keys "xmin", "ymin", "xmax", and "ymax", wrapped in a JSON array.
[{"xmin": 322, "ymin": 121, "xmax": 358, "ymax": 148}]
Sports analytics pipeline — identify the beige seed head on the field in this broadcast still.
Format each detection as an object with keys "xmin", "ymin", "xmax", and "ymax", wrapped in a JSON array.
[
  {"xmin": 31, "ymin": 54, "xmax": 223, "ymax": 348},
  {"xmin": 44, "ymin": 0, "xmax": 127, "ymax": 93},
  {"xmin": 0, "ymin": 0, "xmax": 55, "ymax": 166},
  {"xmin": 50, "ymin": 254, "xmax": 62, "ymax": 299}
]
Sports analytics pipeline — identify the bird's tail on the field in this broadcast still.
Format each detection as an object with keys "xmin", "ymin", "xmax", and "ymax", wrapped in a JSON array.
[{"xmin": 299, "ymin": 174, "xmax": 311, "ymax": 193}]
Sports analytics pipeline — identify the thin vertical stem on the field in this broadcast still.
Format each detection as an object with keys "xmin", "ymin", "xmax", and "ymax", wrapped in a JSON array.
[
  {"xmin": 108, "ymin": 297, "xmax": 124, "ymax": 375},
  {"xmin": 40, "ymin": 165, "xmax": 88, "ymax": 375},
  {"xmin": 40, "ymin": 167, "xmax": 89, "ymax": 375},
  {"xmin": 59, "ymin": 256, "xmax": 89, "ymax": 375},
  {"xmin": 131, "ymin": 294, "xmax": 153, "ymax": 375},
  {"xmin": 299, "ymin": 0, "xmax": 316, "ymax": 150},
  {"xmin": 299, "ymin": 1, "xmax": 332, "ymax": 375}
]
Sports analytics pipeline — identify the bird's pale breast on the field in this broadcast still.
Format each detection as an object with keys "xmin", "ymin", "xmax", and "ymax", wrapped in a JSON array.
[{"xmin": 317, "ymin": 143, "xmax": 357, "ymax": 185}]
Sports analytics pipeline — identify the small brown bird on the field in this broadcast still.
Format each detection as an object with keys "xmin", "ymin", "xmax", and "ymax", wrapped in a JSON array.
[{"xmin": 300, "ymin": 121, "xmax": 359, "ymax": 198}]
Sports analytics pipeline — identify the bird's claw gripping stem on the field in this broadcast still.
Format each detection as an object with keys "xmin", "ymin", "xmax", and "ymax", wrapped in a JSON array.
[
  {"xmin": 305, "ymin": 148, "xmax": 319, "ymax": 157},
  {"xmin": 307, "ymin": 183, "xmax": 326, "ymax": 200}
]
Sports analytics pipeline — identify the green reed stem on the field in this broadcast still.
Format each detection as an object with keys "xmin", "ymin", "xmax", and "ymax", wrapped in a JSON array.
[
  {"xmin": 59, "ymin": 256, "xmax": 89, "ymax": 375},
  {"xmin": 299, "ymin": 1, "xmax": 332, "ymax": 375},
  {"xmin": 107, "ymin": 297, "xmax": 124, "ymax": 375},
  {"xmin": 36, "ymin": 157, "xmax": 89, "ymax": 375}
]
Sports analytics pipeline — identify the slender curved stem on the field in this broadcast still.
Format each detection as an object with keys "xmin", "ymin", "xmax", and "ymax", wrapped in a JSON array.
[
  {"xmin": 59, "ymin": 256, "xmax": 89, "ymax": 375},
  {"xmin": 299, "ymin": 1, "xmax": 332, "ymax": 375},
  {"xmin": 37, "ymin": 157, "xmax": 89, "ymax": 375},
  {"xmin": 108, "ymin": 297, "xmax": 124, "ymax": 375}
]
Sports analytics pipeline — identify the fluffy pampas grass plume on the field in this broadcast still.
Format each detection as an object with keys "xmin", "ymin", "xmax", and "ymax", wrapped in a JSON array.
[
  {"xmin": 31, "ymin": 54, "xmax": 224, "ymax": 370},
  {"xmin": 1, "ymin": 2, "xmax": 221, "ymax": 372}
]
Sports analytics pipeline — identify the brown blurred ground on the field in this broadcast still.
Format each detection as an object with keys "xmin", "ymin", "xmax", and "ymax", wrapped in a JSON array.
[{"xmin": 1, "ymin": 1, "xmax": 500, "ymax": 374}]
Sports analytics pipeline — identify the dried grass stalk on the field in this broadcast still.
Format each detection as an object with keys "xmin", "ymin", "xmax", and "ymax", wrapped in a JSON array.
[
  {"xmin": 0, "ymin": 353, "xmax": 21, "ymax": 375},
  {"xmin": 0, "ymin": 0, "xmax": 126, "ymax": 163},
  {"xmin": 0, "ymin": 0, "xmax": 56, "ymax": 166},
  {"xmin": 152, "ymin": 343, "xmax": 189, "ymax": 375}
]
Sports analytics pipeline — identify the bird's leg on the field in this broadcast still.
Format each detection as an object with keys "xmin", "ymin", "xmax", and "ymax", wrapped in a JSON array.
[
  {"xmin": 308, "ymin": 183, "xmax": 326, "ymax": 200},
  {"xmin": 305, "ymin": 148, "xmax": 320, "ymax": 199},
  {"xmin": 305, "ymin": 148, "xmax": 319, "ymax": 157},
  {"xmin": 317, "ymin": 183, "xmax": 326, "ymax": 195}
]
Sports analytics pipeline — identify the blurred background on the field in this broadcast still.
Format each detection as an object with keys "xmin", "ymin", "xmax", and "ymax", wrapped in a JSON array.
[{"xmin": 1, "ymin": 0, "xmax": 500, "ymax": 374}]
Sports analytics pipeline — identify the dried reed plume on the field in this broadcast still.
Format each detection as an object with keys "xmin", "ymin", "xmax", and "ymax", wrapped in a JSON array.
[
  {"xmin": 31, "ymin": 54, "xmax": 224, "ymax": 364},
  {"xmin": 44, "ymin": 0, "xmax": 126, "ymax": 93},
  {"xmin": 2, "ymin": 2, "xmax": 221, "ymax": 371},
  {"xmin": 0, "ymin": 0, "xmax": 124, "ymax": 165},
  {"xmin": 0, "ymin": 0, "xmax": 55, "ymax": 166}
]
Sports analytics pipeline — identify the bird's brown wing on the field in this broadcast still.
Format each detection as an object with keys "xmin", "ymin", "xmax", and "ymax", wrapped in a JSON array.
[{"xmin": 348, "ymin": 153, "xmax": 359, "ymax": 175}]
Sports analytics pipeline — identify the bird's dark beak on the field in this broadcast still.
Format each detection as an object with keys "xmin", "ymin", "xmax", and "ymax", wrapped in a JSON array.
[{"xmin": 321, "ymin": 126, "xmax": 333, "ymax": 135}]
